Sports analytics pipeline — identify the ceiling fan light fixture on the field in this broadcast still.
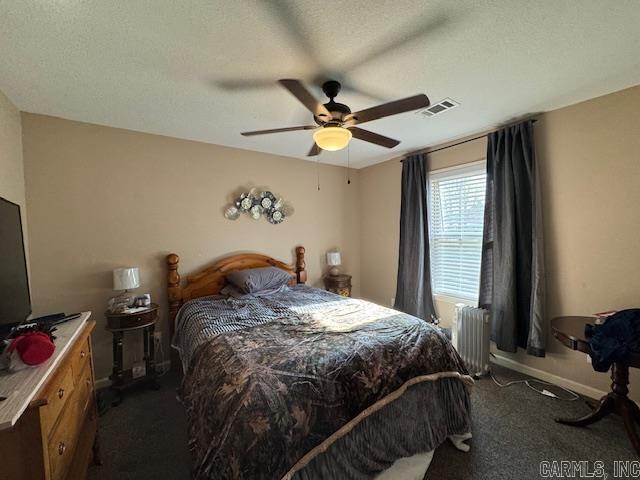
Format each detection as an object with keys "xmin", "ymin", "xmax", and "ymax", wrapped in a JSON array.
[{"xmin": 313, "ymin": 126, "xmax": 352, "ymax": 151}]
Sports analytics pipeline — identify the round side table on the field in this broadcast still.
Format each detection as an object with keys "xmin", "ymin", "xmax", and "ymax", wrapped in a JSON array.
[
  {"xmin": 323, "ymin": 274, "xmax": 352, "ymax": 297},
  {"xmin": 552, "ymin": 316, "xmax": 640, "ymax": 454},
  {"xmin": 105, "ymin": 303, "xmax": 160, "ymax": 404}
]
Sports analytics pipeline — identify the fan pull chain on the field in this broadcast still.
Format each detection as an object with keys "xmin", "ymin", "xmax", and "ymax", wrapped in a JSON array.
[
  {"xmin": 317, "ymin": 156, "xmax": 320, "ymax": 191},
  {"xmin": 347, "ymin": 144, "xmax": 351, "ymax": 185}
]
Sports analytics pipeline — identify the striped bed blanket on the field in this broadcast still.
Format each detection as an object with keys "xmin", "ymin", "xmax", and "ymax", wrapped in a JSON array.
[{"xmin": 174, "ymin": 285, "xmax": 472, "ymax": 479}]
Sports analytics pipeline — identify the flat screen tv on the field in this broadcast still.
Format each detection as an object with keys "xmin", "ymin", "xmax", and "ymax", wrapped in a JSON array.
[{"xmin": 0, "ymin": 197, "xmax": 31, "ymax": 326}]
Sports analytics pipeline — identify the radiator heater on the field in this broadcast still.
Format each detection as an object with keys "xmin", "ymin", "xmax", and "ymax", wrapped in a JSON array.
[{"xmin": 452, "ymin": 304, "xmax": 491, "ymax": 376}]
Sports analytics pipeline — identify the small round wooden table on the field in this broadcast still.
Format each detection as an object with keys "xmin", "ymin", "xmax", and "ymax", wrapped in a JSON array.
[
  {"xmin": 323, "ymin": 274, "xmax": 352, "ymax": 297},
  {"xmin": 105, "ymin": 304, "xmax": 160, "ymax": 405},
  {"xmin": 552, "ymin": 316, "xmax": 640, "ymax": 454}
]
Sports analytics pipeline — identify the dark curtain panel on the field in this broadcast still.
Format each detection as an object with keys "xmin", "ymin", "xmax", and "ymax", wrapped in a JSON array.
[
  {"xmin": 479, "ymin": 120, "xmax": 545, "ymax": 356},
  {"xmin": 394, "ymin": 154, "xmax": 436, "ymax": 321}
]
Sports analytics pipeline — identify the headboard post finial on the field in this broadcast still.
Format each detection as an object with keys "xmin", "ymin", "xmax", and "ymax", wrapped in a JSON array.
[
  {"xmin": 295, "ymin": 246, "xmax": 307, "ymax": 284},
  {"xmin": 166, "ymin": 253, "xmax": 182, "ymax": 344}
]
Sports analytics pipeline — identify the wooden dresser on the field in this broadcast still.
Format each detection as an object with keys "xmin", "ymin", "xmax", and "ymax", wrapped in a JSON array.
[{"xmin": 0, "ymin": 313, "xmax": 99, "ymax": 480}]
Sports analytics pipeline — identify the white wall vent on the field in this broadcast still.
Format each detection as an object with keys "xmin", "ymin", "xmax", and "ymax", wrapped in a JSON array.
[{"xmin": 417, "ymin": 98, "xmax": 460, "ymax": 118}]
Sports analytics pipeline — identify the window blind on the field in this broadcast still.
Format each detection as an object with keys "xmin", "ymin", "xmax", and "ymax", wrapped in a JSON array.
[{"xmin": 429, "ymin": 163, "xmax": 486, "ymax": 301}]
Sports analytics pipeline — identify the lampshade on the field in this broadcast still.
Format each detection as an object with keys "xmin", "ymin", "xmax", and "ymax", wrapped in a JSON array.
[
  {"xmin": 113, "ymin": 267, "xmax": 140, "ymax": 291},
  {"xmin": 313, "ymin": 127, "xmax": 352, "ymax": 151},
  {"xmin": 326, "ymin": 251, "xmax": 342, "ymax": 266}
]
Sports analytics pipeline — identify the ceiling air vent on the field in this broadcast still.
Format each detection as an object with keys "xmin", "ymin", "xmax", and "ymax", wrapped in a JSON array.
[{"xmin": 418, "ymin": 98, "xmax": 459, "ymax": 118}]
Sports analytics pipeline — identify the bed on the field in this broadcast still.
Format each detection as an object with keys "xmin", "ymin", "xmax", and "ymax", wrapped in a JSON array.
[{"xmin": 166, "ymin": 246, "xmax": 473, "ymax": 480}]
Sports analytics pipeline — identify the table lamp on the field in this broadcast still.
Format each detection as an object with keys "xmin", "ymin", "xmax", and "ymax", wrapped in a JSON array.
[
  {"xmin": 109, "ymin": 267, "xmax": 140, "ymax": 313},
  {"xmin": 326, "ymin": 251, "xmax": 341, "ymax": 276}
]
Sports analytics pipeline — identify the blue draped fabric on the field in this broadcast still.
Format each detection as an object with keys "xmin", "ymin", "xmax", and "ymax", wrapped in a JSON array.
[{"xmin": 586, "ymin": 309, "xmax": 640, "ymax": 372}]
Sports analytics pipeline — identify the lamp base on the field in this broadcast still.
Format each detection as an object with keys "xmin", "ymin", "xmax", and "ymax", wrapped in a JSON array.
[
  {"xmin": 107, "ymin": 290, "xmax": 136, "ymax": 313},
  {"xmin": 329, "ymin": 266, "xmax": 340, "ymax": 276}
]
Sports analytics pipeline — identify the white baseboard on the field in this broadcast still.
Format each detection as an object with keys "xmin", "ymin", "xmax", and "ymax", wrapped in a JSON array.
[
  {"xmin": 94, "ymin": 360, "xmax": 172, "ymax": 390},
  {"xmin": 490, "ymin": 354, "xmax": 607, "ymax": 400}
]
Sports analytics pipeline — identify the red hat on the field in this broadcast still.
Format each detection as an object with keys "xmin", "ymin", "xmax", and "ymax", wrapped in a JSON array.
[{"xmin": 8, "ymin": 331, "xmax": 55, "ymax": 366}]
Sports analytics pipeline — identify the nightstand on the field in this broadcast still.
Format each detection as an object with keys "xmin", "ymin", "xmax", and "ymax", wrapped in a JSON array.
[
  {"xmin": 323, "ymin": 274, "xmax": 352, "ymax": 297},
  {"xmin": 105, "ymin": 303, "xmax": 160, "ymax": 403}
]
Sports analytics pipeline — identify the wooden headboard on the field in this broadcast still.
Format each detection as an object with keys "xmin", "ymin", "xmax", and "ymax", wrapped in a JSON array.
[{"xmin": 165, "ymin": 246, "xmax": 307, "ymax": 341}]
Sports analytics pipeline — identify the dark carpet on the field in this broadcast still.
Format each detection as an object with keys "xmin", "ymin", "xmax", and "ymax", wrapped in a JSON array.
[{"xmin": 88, "ymin": 365, "xmax": 636, "ymax": 480}]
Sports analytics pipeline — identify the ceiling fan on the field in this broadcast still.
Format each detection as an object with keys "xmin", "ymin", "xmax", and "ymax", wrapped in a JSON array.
[{"xmin": 241, "ymin": 79, "xmax": 430, "ymax": 156}]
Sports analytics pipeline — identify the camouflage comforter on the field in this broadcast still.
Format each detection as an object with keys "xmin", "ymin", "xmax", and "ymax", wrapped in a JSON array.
[{"xmin": 176, "ymin": 286, "xmax": 471, "ymax": 479}]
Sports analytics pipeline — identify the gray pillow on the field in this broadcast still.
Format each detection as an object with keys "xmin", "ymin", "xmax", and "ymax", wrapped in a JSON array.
[
  {"xmin": 220, "ymin": 283, "xmax": 287, "ymax": 299},
  {"xmin": 225, "ymin": 267, "xmax": 292, "ymax": 294}
]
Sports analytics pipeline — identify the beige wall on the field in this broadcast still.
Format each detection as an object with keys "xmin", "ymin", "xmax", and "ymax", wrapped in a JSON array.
[
  {"xmin": 359, "ymin": 84, "xmax": 640, "ymax": 400},
  {"xmin": 17, "ymin": 84, "xmax": 640, "ymax": 396},
  {"xmin": 0, "ymin": 89, "xmax": 28, "ymax": 263},
  {"xmin": 21, "ymin": 114, "xmax": 360, "ymax": 379}
]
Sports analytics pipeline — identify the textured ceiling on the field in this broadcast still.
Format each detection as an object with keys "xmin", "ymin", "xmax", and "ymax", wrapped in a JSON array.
[{"xmin": 2, "ymin": 1, "xmax": 640, "ymax": 168}]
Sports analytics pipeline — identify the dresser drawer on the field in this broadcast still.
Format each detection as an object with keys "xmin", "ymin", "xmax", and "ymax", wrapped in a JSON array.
[
  {"xmin": 40, "ymin": 363, "xmax": 75, "ymax": 438},
  {"xmin": 76, "ymin": 361, "xmax": 95, "ymax": 418},
  {"xmin": 47, "ymin": 394, "xmax": 87, "ymax": 480},
  {"xmin": 70, "ymin": 331, "xmax": 91, "ymax": 385},
  {"xmin": 65, "ymin": 411, "xmax": 98, "ymax": 480}
]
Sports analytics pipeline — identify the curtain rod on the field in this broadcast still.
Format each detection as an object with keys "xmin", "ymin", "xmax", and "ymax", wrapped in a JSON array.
[{"xmin": 401, "ymin": 118, "xmax": 538, "ymax": 161}]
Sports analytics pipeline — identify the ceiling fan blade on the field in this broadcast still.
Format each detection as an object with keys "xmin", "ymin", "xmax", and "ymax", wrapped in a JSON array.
[
  {"xmin": 262, "ymin": 2, "xmax": 323, "ymax": 72},
  {"xmin": 214, "ymin": 77, "xmax": 278, "ymax": 91},
  {"xmin": 339, "ymin": 79, "xmax": 388, "ymax": 103},
  {"xmin": 348, "ymin": 94, "xmax": 430, "ymax": 125},
  {"xmin": 241, "ymin": 125, "xmax": 317, "ymax": 136},
  {"xmin": 279, "ymin": 79, "xmax": 331, "ymax": 119},
  {"xmin": 349, "ymin": 127, "xmax": 400, "ymax": 148},
  {"xmin": 340, "ymin": 14, "xmax": 449, "ymax": 73},
  {"xmin": 307, "ymin": 143, "xmax": 321, "ymax": 157}
]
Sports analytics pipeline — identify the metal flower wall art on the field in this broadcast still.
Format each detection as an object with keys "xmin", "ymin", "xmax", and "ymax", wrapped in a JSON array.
[{"xmin": 224, "ymin": 189, "xmax": 292, "ymax": 224}]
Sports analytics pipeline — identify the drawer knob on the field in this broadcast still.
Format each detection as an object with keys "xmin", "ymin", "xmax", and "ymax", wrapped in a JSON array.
[
  {"xmin": 58, "ymin": 442, "xmax": 66, "ymax": 455},
  {"xmin": 80, "ymin": 350, "xmax": 86, "ymax": 358},
  {"xmin": 57, "ymin": 388, "xmax": 64, "ymax": 399}
]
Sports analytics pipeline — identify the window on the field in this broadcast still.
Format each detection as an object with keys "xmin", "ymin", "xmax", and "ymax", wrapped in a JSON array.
[{"xmin": 429, "ymin": 162, "xmax": 486, "ymax": 301}]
